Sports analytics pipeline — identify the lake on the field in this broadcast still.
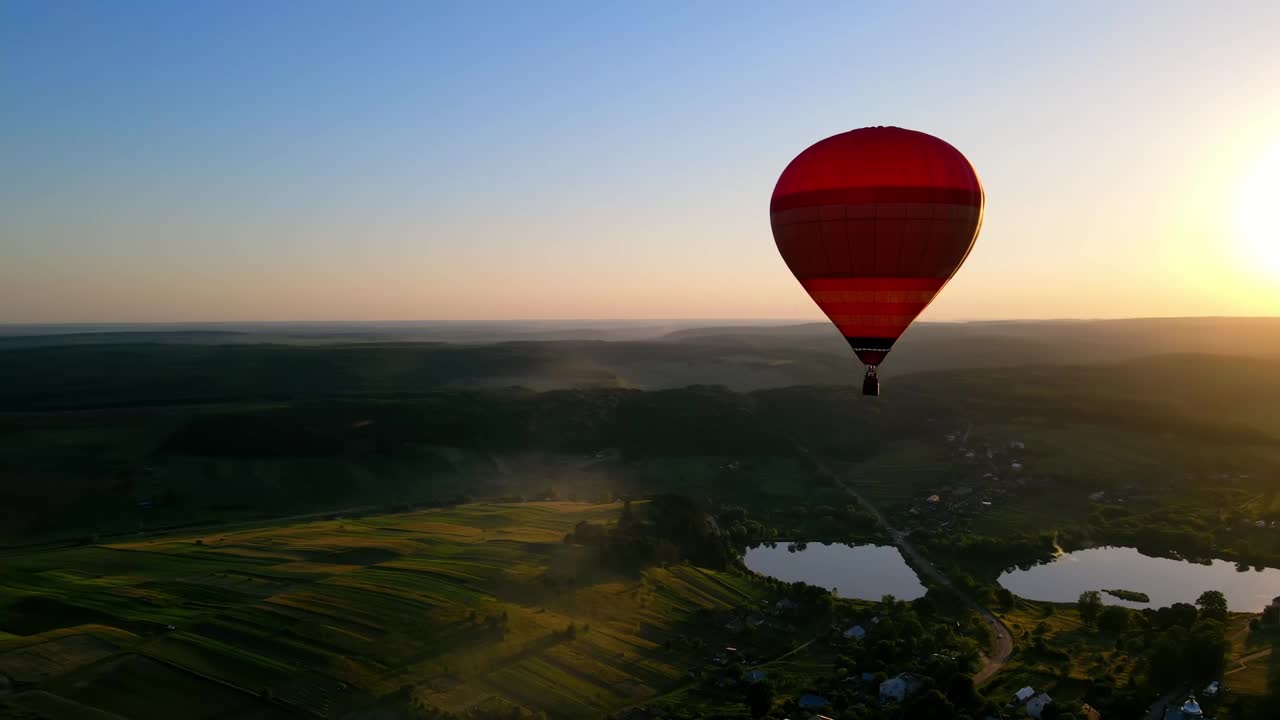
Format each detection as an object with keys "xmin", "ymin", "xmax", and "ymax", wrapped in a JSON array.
[
  {"xmin": 998, "ymin": 546, "xmax": 1280, "ymax": 611},
  {"xmin": 743, "ymin": 542, "xmax": 927, "ymax": 601}
]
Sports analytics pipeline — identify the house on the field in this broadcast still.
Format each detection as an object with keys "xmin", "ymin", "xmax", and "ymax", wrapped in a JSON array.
[
  {"xmin": 1025, "ymin": 692, "xmax": 1052, "ymax": 718},
  {"xmin": 878, "ymin": 673, "xmax": 924, "ymax": 704},
  {"xmin": 1080, "ymin": 703, "xmax": 1101, "ymax": 720},
  {"xmin": 843, "ymin": 625, "xmax": 867, "ymax": 640},
  {"xmin": 925, "ymin": 494, "xmax": 941, "ymax": 504},
  {"xmin": 798, "ymin": 694, "xmax": 828, "ymax": 710},
  {"xmin": 1013, "ymin": 686, "xmax": 1036, "ymax": 704},
  {"xmin": 1176, "ymin": 697, "xmax": 1204, "ymax": 718},
  {"xmin": 745, "ymin": 670, "xmax": 768, "ymax": 683}
]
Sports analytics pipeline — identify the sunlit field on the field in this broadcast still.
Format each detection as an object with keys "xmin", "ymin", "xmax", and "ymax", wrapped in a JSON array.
[{"xmin": 0, "ymin": 502, "xmax": 766, "ymax": 719}]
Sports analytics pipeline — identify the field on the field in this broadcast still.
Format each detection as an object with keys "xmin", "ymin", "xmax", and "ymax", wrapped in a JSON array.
[
  {"xmin": 988, "ymin": 601, "xmax": 1279, "ymax": 712},
  {"xmin": 0, "ymin": 502, "xmax": 770, "ymax": 718},
  {"xmin": 4, "ymin": 336, "xmax": 1280, "ymax": 717},
  {"xmin": 981, "ymin": 599, "xmax": 1131, "ymax": 711},
  {"xmin": 841, "ymin": 440, "xmax": 953, "ymax": 512}
]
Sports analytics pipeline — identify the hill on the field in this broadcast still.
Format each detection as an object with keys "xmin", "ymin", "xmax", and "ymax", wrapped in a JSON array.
[
  {"xmin": 2, "ymin": 319, "xmax": 1278, "ymax": 409},
  {"xmin": 3, "ymin": 349, "xmax": 1279, "ymax": 552}
]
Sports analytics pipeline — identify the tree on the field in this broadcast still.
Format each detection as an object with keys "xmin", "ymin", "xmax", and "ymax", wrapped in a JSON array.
[
  {"xmin": 944, "ymin": 672, "xmax": 981, "ymax": 711},
  {"xmin": 1195, "ymin": 590, "xmax": 1228, "ymax": 622},
  {"xmin": 1097, "ymin": 605, "xmax": 1131, "ymax": 635},
  {"xmin": 1040, "ymin": 704, "xmax": 1065, "ymax": 720},
  {"xmin": 908, "ymin": 689, "xmax": 956, "ymax": 720},
  {"xmin": 1184, "ymin": 619, "xmax": 1228, "ymax": 682},
  {"xmin": 1078, "ymin": 591, "xmax": 1103, "ymax": 626},
  {"xmin": 744, "ymin": 680, "xmax": 774, "ymax": 719}
]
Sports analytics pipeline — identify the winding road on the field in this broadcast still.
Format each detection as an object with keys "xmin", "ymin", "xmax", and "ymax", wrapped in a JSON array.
[
  {"xmin": 795, "ymin": 445, "xmax": 1014, "ymax": 685},
  {"xmin": 844, "ymin": 482, "xmax": 1013, "ymax": 685}
]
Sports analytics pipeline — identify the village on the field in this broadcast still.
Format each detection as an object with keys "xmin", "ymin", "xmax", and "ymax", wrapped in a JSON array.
[
  {"xmin": 611, "ymin": 581, "xmax": 1162, "ymax": 720},
  {"xmin": 897, "ymin": 429, "xmax": 1053, "ymax": 536}
]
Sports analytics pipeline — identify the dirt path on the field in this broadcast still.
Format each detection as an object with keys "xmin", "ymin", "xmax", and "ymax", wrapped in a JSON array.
[
  {"xmin": 766, "ymin": 637, "xmax": 817, "ymax": 665},
  {"xmin": 1225, "ymin": 647, "xmax": 1272, "ymax": 675}
]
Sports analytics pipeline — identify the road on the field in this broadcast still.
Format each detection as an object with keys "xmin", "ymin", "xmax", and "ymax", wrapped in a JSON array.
[
  {"xmin": 794, "ymin": 445, "xmax": 1014, "ymax": 685},
  {"xmin": 843, "ymin": 481, "xmax": 1014, "ymax": 685},
  {"xmin": 1143, "ymin": 688, "xmax": 1184, "ymax": 720}
]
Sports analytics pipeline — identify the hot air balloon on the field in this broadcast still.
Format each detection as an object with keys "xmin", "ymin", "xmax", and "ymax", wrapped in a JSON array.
[{"xmin": 770, "ymin": 126, "xmax": 984, "ymax": 396}]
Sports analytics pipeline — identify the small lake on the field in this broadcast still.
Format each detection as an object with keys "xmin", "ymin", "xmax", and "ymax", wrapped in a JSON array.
[
  {"xmin": 743, "ymin": 542, "xmax": 927, "ymax": 601},
  {"xmin": 998, "ymin": 546, "xmax": 1280, "ymax": 611}
]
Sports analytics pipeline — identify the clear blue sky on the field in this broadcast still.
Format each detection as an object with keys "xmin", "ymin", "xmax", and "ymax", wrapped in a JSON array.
[{"xmin": 3, "ymin": 1, "xmax": 1278, "ymax": 322}]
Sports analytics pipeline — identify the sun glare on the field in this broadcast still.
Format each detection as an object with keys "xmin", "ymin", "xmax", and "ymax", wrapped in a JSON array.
[{"xmin": 1235, "ymin": 138, "xmax": 1280, "ymax": 282}]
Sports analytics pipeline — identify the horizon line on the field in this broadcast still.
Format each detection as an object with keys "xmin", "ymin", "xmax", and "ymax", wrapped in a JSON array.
[{"xmin": 3, "ymin": 314, "xmax": 1280, "ymax": 329}]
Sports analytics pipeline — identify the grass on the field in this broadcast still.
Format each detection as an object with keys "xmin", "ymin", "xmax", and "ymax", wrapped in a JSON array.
[
  {"xmin": 0, "ymin": 690, "xmax": 128, "ymax": 720},
  {"xmin": 0, "ymin": 501, "xmax": 770, "ymax": 718},
  {"xmin": 0, "ymin": 632, "xmax": 124, "ymax": 684},
  {"xmin": 1226, "ymin": 656, "xmax": 1271, "ymax": 696},
  {"xmin": 49, "ymin": 653, "xmax": 285, "ymax": 720},
  {"xmin": 988, "ymin": 600, "xmax": 1135, "ymax": 706},
  {"xmin": 843, "ymin": 439, "xmax": 952, "ymax": 511}
]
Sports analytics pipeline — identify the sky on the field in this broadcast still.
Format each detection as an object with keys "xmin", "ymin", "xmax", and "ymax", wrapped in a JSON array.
[{"xmin": 2, "ymin": 1, "xmax": 1278, "ymax": 323}]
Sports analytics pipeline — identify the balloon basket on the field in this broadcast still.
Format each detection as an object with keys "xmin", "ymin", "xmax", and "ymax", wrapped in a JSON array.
[{"xmin": 862, "ymin": 368, "xmax": 880, "ymax": 397}]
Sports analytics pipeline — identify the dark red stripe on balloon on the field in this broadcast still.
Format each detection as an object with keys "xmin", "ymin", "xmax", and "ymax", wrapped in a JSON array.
[
  {"xmin": 770, "ymin": 186, "xmax": 982, "ymax": 213},
  {"xmin": 801, "ymin": 277, "xmax": 945, "ymax": 292},
  {"xmin": 834, "ymin": 317, "xmax": 916, "ymax": 333},
  {"xmin": 818, "ymin": 303, "xmax": 930, "ymax": 316}
]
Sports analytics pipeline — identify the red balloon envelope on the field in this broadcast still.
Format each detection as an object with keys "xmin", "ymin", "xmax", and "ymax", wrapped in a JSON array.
[{"xmin": 770, "ymin": 126, "xmax": 984, "ymax": 394}]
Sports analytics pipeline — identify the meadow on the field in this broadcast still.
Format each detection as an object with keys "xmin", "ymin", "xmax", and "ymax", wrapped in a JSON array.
[
  {"xmin": 0, "ymin": 502, "xmax": 770, "ymax": 719},
  {"xmin": 4, "ymin": 336, "xmax": 1280, "ymax": 717}
]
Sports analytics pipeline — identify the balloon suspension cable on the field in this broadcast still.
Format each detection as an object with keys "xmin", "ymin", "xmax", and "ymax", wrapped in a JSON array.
[{"xmin": 862, "ymin": 364, "xmax": 880, "ymax": 397}]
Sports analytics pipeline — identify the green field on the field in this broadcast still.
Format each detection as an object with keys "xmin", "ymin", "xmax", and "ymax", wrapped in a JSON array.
[{"xmin": 0, "ymin": 502, "xmax": 770, "ymax": 718}]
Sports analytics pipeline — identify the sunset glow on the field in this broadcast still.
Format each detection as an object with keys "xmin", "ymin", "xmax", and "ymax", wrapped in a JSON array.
[
  {"xmin": 2, "ymin": 4, "xmax": 1279, "ymax": 322},
  {"xmin": 1236, "ymin": 137, "xmax": 1280, "ymax": 283}
]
